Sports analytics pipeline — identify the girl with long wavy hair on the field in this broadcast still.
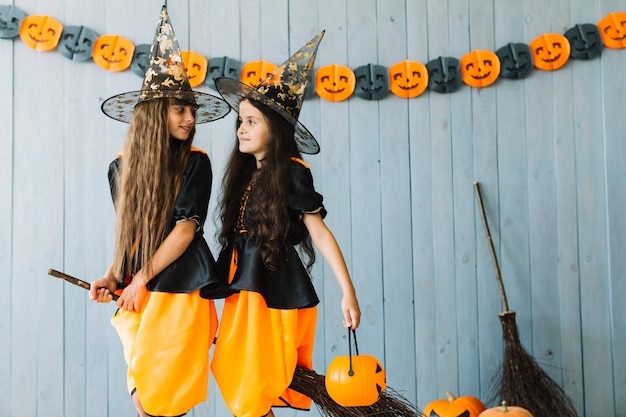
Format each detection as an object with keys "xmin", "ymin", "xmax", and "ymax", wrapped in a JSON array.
[
  {"xmin": 206, "ymin": 32, "xmax": 361, "ymax": 417},
  {"xmin": 88, "ymin": 6, "xmax": 229, "ymax": 417}
]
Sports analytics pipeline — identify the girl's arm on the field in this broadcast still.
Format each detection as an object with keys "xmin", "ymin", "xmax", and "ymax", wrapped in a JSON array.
[
  {"xmin": 303, "ymin": 212, "xmax": 361, "ymax": 329},
  {"xmin": 115, "ymin": 219, "xmax": 197, "ymax": 312}
]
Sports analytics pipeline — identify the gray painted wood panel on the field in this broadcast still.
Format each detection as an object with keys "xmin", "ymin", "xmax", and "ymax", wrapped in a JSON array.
[{"xmin": 2, "ymin": 0, "xmax": 625, "ymax": 416}]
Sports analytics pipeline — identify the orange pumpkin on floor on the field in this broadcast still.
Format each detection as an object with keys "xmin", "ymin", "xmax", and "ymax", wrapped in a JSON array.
[
  {"xmin": 423, "ymin": 391, "xmax": 486, "ymax": 417},
  {"xmin": 479, "ymin": 401, "xmax": 533, "ymax": 417}
]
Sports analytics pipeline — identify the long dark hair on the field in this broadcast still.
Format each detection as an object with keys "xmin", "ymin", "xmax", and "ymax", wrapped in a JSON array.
[{"xmin": 218, "ymin": 98, "xmax": 316, "ymax": 271}]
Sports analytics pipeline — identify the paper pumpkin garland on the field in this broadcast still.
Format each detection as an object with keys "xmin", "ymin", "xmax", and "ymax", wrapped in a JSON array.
[{"xmin": 4, "ymin": 5, "xmax": 626, "ymax": 100}]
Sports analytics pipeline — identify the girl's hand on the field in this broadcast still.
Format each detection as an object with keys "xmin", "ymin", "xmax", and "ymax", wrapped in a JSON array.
[
  {"xmin": 341, "ymin": 293, "xmax": 361, "ymax": 330},
  {"xmin": 89, "ymin": 274, "xmax": 118, "ymax": 303},
  {"xmin": 117, "ymin": 275, "xmax": 148, "ymax": 312}
]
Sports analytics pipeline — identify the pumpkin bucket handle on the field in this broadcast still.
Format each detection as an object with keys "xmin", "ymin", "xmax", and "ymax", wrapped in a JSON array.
[{"xmin": 347, "ymin": 328, "xmax": 360, "ymax": 376}]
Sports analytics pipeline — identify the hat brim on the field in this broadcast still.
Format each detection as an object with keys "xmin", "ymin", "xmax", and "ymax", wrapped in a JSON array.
[
  {"xmin": 101, "ymin": 89, "xmax": 231, "ymax": 124},
  {"xmin": 215, "ymin": 77, "xmax": 320, "ymax": 155}
]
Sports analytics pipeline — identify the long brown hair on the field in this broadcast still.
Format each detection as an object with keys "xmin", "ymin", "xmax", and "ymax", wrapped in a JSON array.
[
  {"xmin": 218, "ymin": 98, "xmax": 316, "ymax": 271},
  {"xmin": 111, "ymin": 98, "xmax": 195, "ymax": 280}
]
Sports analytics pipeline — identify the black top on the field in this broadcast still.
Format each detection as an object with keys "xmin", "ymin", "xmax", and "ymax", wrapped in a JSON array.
[
  {"xmin": 108, "ymin": 149, "xmax": 222, "ymax": 294},
  {"xmin": 201, "ymin": 159, "xmax": 325, "ymax": 309}
]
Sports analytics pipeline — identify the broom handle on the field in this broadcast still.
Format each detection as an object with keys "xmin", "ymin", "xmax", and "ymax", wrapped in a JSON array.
[
  {"xmin": 473, "ymin": 182, "xmax": 509, "ymax": 312},
  {"xmin": 48, "ymin": 268, "xmax": 120, "ymax": 302}
]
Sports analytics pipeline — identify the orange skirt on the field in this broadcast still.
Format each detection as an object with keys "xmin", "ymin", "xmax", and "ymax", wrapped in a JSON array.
[
  {"xmin": 111, "ymin": 290, "xmax": 218, "ymax": 416},
  {"xmin": 211, "ymin": 290, "xmax": 317, "ymax": 417}
]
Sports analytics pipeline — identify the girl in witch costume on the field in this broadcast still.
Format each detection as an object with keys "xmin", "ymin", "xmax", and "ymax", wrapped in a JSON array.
[
  {"xmin": 88, "ymin": 6, "xmax": 230, "ymax": 417},
  {"xmin": 205, "ymin": 31, "xmax": 361, "ymax": 417}
]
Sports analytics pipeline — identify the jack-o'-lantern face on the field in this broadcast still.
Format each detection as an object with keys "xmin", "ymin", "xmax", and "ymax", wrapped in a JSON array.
[
  {"xmin": 496, "ymin": 42, "xmax": 533, "ymax": 79},
  {"xmin": 181, "ymin": 50, "xmax": 208, "ymax": 87},
  {"xmin": 460, "ymin": 50, "xmax": 501, "ymax": 88},
  {"xmin": 354, "ymin": 64, "xmax": 389, "ymax": 100},
  {"xmin": 131, "ymin": 44, "xmax": 151, "ymax": 77},
  {"xmin": 598, "ymin": 12, "xmax": 626, "ymax": 49},
  {"xmin": 19, "ymin": 15, "xmax": 63, "ymax": 51},
  {"xmin": 240, "ymin": 60, "xmax": 277, "ymax": 87},
  {"xmin": 206, "ymin": 56, "xmax": 241, "ymax": 89},
  {"xmin": 58, "ymin": 26, "xmax": 98, "ymax": 62},
  {"xmin": 316, "ymin": 64, "xmax": 356, "ymax": 102},
  {"xmin": 0, "ymin": 5, "xmax": 26, "ymax": 39},
  {"xmin": 564, "ymin": 23, "xmax": 602, "ymax": 59},
  {"xmin": 426, "ymin": 56, "xmax": 462, "ymax": 93},
  {"xmin": 389, "ymin": 60, "xmax": 428, "ymax": 99},
  {"xmin": 530, "ymin": 33, "xmax": 571, "ymax": 70},
  {"xmin": 93, "ymin": 34, "xmax": 135, "ymax": 72}
]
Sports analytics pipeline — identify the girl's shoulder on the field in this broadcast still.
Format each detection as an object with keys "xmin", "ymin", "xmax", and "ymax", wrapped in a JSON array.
[{"xmin": 190, "ymin": 146, "xmax": 207, "ymax": 156}]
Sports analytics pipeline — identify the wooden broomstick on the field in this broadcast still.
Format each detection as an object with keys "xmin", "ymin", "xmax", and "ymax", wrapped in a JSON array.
[
  {"xmin": 48, "ymin": 268, "xmax": 420, "ymax": 416},
  {"xmin": 473, "ymin": 182, "xmax": 579, "ymax": 417}
]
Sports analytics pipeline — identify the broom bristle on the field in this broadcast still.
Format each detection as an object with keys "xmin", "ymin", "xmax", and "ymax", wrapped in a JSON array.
[
  {"xmin": 290, "ymin": 365, "xmax": 421, "ymax": 417},
  {"xmin": 488, "ymin": 311, "xmax": 580, "ymax": 417}
]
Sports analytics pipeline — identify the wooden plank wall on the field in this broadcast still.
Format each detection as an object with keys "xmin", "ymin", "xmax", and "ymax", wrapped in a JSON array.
[{"xmin": 1, "ymin": 0, "xmax": 625, "ymax": 416}]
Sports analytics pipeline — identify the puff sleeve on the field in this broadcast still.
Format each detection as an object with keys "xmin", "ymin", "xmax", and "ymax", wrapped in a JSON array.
[{"xmin": 172, "ymin": 151, "xmax": 212, "ymax": 229}]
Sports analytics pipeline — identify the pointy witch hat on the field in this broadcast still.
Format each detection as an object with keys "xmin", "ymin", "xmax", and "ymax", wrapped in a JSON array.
[
  {"xmin": 215, "ymin": 31, "xmax": 324, "ymax": 154},
  {"xmin": 101, "ymin": 5, "xmax": 230, "ymax": 124}
]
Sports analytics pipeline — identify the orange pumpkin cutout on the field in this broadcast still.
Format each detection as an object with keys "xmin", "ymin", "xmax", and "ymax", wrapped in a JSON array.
[
  {"xmin": 478, "ymin": 401, "xmax": 533, "ymax": 417},
  {"xmin": 316, "ymin": 64, "xmax": 356, "ymax": 102},
  {"xmin": 460, "ymin": 50, "xmax": 501, "ymax": 88},
  {"xmin": 598, "ymin": 12, "xmax": 626, "ymax": 49},
  {"xmin": 529, "ymin": 33, "xmax": 571, "ymax": 71},
  {"xmin": 240, "ymin": 60, "xmax": 277, "ymax": 87},
  {"xmin": 93, "ymin": 34, "xmax": 135, "ymax": 72},
  {"xmin": 325, "ymin": 354, "xmax": 386, "ymax": 406},
  {"xmin": 181, "ymin": 50, "xmax": 208, "ymax": 87},
  {"xmin": 423, "ymin": 391, "xmax": 486, "ymax": 417},
  {"xmin": 19, "ymin": 15, "xmax": 63, "ymax": 51},
  {"xmin": 389, "ymin": 60, "xmax": 428, "ymax": 98}
]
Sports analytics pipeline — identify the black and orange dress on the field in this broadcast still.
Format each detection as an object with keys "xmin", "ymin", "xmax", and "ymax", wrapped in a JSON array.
[
  {"xmin": 209, "ymin": 158, "xmax": 325, "ymax": 417},
  {"xmin": 108, "ymin": 148, "xmax": 220, "ymax": 417}
]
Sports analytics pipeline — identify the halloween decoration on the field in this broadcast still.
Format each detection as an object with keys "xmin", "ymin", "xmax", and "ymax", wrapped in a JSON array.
[
  {"xmin": 206, "ymin": 56, "xmax": 241, "ymax": 90},
  {"xmin": 529, "ymin": 33, "xmax": 571, "ymax": 70},
  {"xmin": 479, "ymin": 401, "xmax": 534, "ymax": 417},
  {"xmin": 240, "ymin": 59, "xmax": 277, "ymax": 87},
  {"xmin": 495, "ymin": 43, "xmax": 533, "ymax": 79},
  {"xmin": 423, "ymin": 391, "xmax": 486, "ymax": 417},
  {"xmin": 316, "ymin": 63, "xmax": 356, "ymax": 102},
  {"xmin": 473, "ymin": 182, "xmax": 580, "ymax": 417},
  {"xmin": 101, "ymin": 5, "xmax": 229, "ymax": 124},
  {"xmin": 353, "ymin": 64, "xmax": 389, "ymax": 100},
  {"xmin": 181, "ymin": 50, "xmax": 208, "ymax": 87},
  {"xmin": 92, "ymin": 34, "xmax": 135, "ymax": 72},
  {"xmin": 325, "ymin": 329, "xmax": 386, "ymax": 407},
  {"xmin": 0, "ymin": 5, "xmax": 26, "ymax": 39},
  {"xmin": 598, "ymin": 12, "xmax": 626, "ymax": 49},
  {"xmin": 131, "ymin": 43, "xmax": 151, "ymax": 77},
  {"xmin": 58, "ymin": 25, "xmax": 98, "ymax": 62},
  {"xmin": 460, "ymin": 49, "xmax": 501, "ymax": 88},
  {"xmin": 426, "ymin": 56, "xmax": 462, "ymax": 93},
  {"xmin": 48, "ymin": 268, "xmax": 420, "ymax": 417},
  {"xmin": 389, "ymin": 60, "xmax": 428, "ymax": 98},
  {"xmin": 19, "ymin": 14, "xmax": 63, "ymax": 51},
  {"xmin": 564, "ymin": 23, "xmax": 603, "ymax": 59}
]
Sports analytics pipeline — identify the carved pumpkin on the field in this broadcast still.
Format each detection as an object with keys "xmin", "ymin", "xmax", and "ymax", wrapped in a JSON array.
[
  {"xmin": 564, "ymin": 23, "xmax": 602, "ymax": 59},
  {"xmin": 354, "ymin": 64, "xmax": 389, "ymax": 100},
  {"xmin": 598, "ymin": 12, "xmax": 626, "ymax": 49},
  {"xmin": 181, "ymin": 50, "xmax": 208, "ymax": 87},
  {"xmin": 19, "ymin": 15, "xmax": 63, "ymax": 51},
  {"xmin": 460, "ymin": 49, "xmax": 501, "ymax": 88},
  {"xmin": 58, "ymin": 25, "xmax": 98, "ymax": 62},
  {"xmin": 426, "ymin": 56, "xmax": 462, "ymax": 93},
  {"xmin": 529, "ymin": 33, "xmax": 571, "ymax": 71},
  {"xmin": 496, "ymin": 42, "xmax": 533, "ymax": 79},
  {"xmin": 93, "ymin": 34, "xmax": 135, "ymax": 72},
  {"xmin": 325, "ymin": 353, "xmax": 386, "ymax": 407},
  {"xmin": 316, "ymin": 64, "xmax": 356, "ymax": 102},
  {"xmin": 423, "ymin": 391, "xmax": 486, "ymax": 417},
  {"xmin": 207, "ymin": 56, "xmax": 241, "ymax": 89},
  {"xmin": 389, "ymin": 60, "xmax": 428, "ymax": 98},
  {"xmin": 478, "ymin": 401, "xmax": 533, "ymax": 417},
  {"xmin": 240, "ymin": 59, "xmax": 277, "ymax": 87},
  {"xmin": 0, "ymin": 5, "xmax": 27, "ymax": 39}
]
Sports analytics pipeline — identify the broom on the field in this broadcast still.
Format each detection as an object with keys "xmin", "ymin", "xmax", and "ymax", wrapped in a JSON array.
[
  {"xmin": 473, "ymin": 182, "xmax": 579, "ymax": 417},
  {"xmin": 48, "ymin": 268, "xmax": 420, "ymax": 417}
]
